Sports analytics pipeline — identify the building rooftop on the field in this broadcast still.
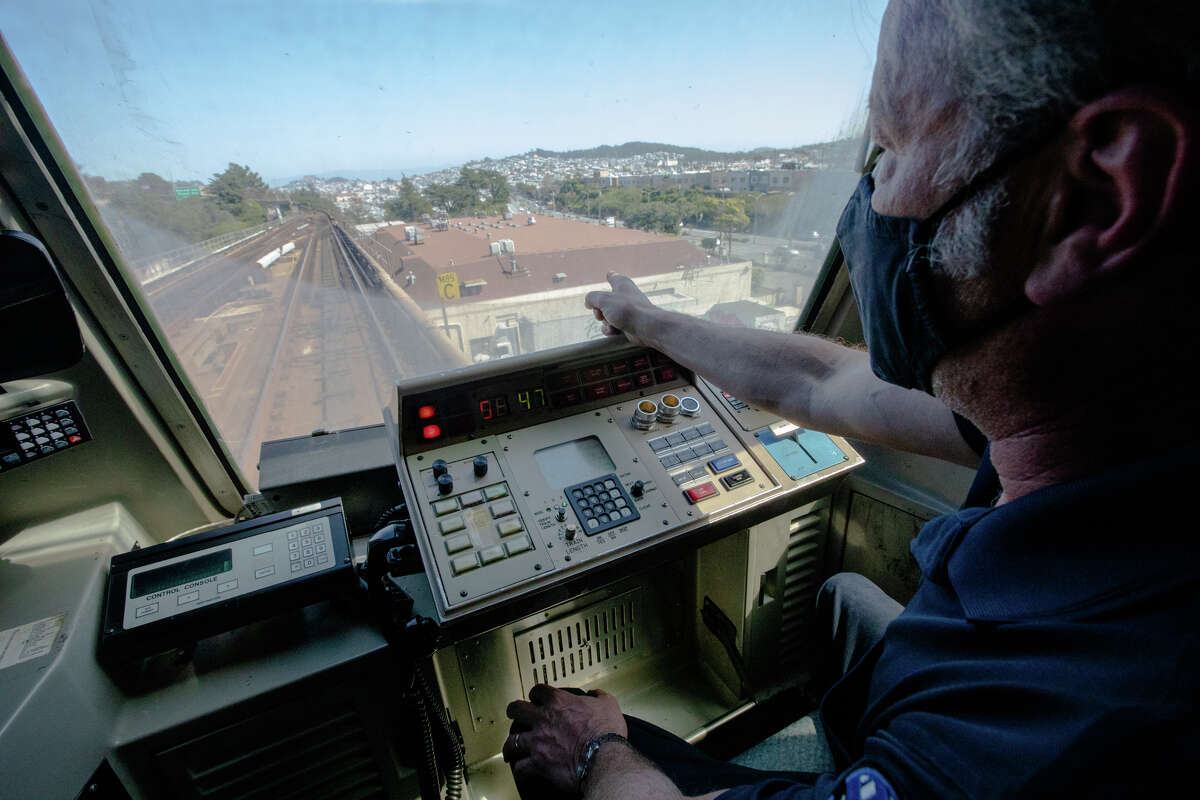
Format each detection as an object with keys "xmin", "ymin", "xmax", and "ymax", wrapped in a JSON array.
[{"xmin": 374, "ymin": 215, "xmax": 712, "ymax": 309}]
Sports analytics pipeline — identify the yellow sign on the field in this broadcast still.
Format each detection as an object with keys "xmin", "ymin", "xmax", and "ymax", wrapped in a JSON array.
[{"xmin": 436, "ymin": 271, "xmax": 459, "ymax": 301}]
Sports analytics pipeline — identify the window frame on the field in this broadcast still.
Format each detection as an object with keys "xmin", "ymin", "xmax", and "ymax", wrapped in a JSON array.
[{"xmin": 0, "ymin": 42, "xmax": 247, "ymax": 513}]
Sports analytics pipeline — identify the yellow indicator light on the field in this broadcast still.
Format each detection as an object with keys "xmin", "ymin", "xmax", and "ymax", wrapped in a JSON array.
[
  {"xmin": 639, "ymin": 400, "xmax": 657, "ymax": 413},
  {"xmin": 661, "ymin": 394, "xmax": 679, "ymax": 407}
]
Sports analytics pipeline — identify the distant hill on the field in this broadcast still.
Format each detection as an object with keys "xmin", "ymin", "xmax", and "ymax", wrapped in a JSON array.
[{"xmin": 524, "ymin": 138, "xmax": 858, "ymax": 165}]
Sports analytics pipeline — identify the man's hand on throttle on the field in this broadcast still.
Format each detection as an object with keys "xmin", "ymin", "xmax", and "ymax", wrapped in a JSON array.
[
  {"xmin": 504, "ymin": 684, "xmax": 628, "ymax": 795},
  {"xmin": 584, "ymin": 273, "xmax": 656, "ymax": 345}
]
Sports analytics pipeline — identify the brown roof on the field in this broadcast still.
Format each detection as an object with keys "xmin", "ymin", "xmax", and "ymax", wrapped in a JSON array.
[
  {"xmin": 377, "ymin": 214, "xmax": 669, "ymax": 265},
  {"xmin": 374, "ymin": 216, "xmax": 711, "ymax": 309}
]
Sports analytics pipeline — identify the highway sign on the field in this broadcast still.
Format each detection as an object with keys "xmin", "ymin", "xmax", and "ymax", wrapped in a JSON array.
[{"xmin": 437, "ymin": 272, "xmax": 459, "ymax": 301}]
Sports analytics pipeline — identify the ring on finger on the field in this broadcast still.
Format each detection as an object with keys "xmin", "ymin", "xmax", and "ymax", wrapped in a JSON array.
[{"xmin": 513, "ymin": 732, "xmax": 523, "ymax": 752}]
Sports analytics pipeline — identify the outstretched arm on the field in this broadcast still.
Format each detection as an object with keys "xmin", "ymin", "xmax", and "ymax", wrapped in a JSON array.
[{"xmin": 585, "ymin": 273, "xmax": 979, "ymax": 468}]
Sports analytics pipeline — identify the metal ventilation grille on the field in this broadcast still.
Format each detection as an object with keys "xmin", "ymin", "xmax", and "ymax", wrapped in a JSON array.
[
  {"xmin": 154, "ymin": 704, "xmax": 386, "ymax": 800},
  {"xmin": 515, "ymin": 589, "xmax": 644, "ymax": 692},
  {"xmin": 778, "ymin": 503, "xmax": 829, "ymax": 666}
]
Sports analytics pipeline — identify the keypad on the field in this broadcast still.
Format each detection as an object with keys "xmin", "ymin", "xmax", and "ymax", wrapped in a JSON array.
[
  {"xmin": 285, "ymin": 521, "xmax": 332, "ymax": 576},
  {"xmin": 1, "ymin": 400, "xmax": 91, "ymax": 474},
  {"xmin": 427, "ymin": 480, "xmax": 536, "ymax": 586},
  {"xmin": 565, "ymin": 474, "xmax": 640, "ymax": 535},
  {"xmin": 649, "ymin": 423, "xmax": 730, "ymax": 475}
]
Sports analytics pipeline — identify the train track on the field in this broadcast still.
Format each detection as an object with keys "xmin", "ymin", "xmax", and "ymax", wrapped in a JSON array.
[{"xmin": 141, "ymin": 213, "xmax": 457, "ymax": 479}]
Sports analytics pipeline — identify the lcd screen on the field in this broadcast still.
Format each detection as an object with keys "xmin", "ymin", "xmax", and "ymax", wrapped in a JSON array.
[
  {"xmin": 130, "ymin": 549, "xmax": 233, "ymax": 598},
  {"xmin": 534, "ymin": 436, "xmax": 617, "ymax": 489}
]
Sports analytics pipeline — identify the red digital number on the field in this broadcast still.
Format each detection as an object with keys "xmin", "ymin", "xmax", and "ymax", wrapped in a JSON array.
[{"xmin": 479, "ymin": 399, "xmax": 493, "ymax": 420}]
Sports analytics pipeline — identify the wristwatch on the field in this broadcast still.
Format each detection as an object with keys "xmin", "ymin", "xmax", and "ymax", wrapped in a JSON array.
[{"xmin": 576, "ymin": 733, "xmax": 629, "ymax": 786}]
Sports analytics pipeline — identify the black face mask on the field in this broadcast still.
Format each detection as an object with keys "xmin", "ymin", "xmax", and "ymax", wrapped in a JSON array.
[
  {"xmin": 835, "ymin": 152, "xmax": 1025, "ymax": 394},
  {"xmin": 836, "ymin": 174, "xmax": 949, "ymax": 393}
]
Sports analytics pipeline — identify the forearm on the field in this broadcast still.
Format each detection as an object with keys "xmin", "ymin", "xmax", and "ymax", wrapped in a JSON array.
[
  {"xmin": 583, "ymin": 741, "xmax": 723, "ymax": 800},
  {"xmin": 636, "ymin": 307, "xmax": 979, "ymax": 467},
  {"xmin": 637, "ymin": 307, "xmax": 847, "ymax": 423}
]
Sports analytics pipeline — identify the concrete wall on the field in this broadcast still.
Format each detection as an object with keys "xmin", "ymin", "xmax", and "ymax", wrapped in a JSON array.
[{"xmin": 425, "ymin": 260, "xmax": 754, "ymax": 360}]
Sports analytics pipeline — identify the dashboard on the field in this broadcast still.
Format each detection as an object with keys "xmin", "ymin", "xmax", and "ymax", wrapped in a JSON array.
[{"xmin": 390, "ymin": 338, "xmax": 864, "ymax": 625}]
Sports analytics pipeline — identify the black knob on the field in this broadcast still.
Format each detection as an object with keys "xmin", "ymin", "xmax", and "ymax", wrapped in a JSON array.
[
  {"xmin": 437, "ymin": 473, "xmax": 454, "ymax": 495},
  {"xmin": 473, "ymin": 455, "xmax": 488, "ymax": 477},
  {"xmin": 432, "ymin": 459, "xmax": 448, "ymax": 478},
  {"xmin": 631, "ymin": 480, "xmax": 645, "ymax": 498}
]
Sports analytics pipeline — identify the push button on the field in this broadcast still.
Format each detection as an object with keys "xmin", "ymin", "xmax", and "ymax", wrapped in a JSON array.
[
  {"xmin": 684, "ymin": 482, "xmax": 720, "ymax": 504},
  {"xmin": 721, "ymin": 469, "xmax": 755, "ymax": 490},
  {"xmin": 708, "ymin": 453, "xmax": 741, "ymax": 473},
  {"xmin": 484, "ymin": 484, "xmax": 508, "ymax": 500},
  {"xmin": 505, "ymin": 536, "xmax": 533, "ymax": 556},
  {"xmin": 479, "ymin": 545, "xmax": 506, "ymax": 565},
  {"xmin": 439, "ymin": 515, "xmax": 466, "ymax": 535},
  {"xmin": 489, "ymin": 499, "xmax": 516, "ymax": 518},
  {"xmin": 451, "ymin": 553, "xmax": 479, "ymax": 575},
  {"xmin": 496, "ymin": 518, "xmax": 524, "ymax": 536},
  {"xmin": 432, "ymin": 498, "xmax": 459, "ymax": 516},
  {"xmin": 445, "ymin": 534, "xmax": 472, "ymax": 554}
]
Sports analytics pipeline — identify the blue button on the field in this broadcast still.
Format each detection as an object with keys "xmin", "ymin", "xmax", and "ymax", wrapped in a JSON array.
[{"xmin": 708, "ymin": 454, "xmax": 741, "ymax": 473}]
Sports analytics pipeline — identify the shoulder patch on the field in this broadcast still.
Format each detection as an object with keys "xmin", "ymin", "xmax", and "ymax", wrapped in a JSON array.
[{"xmin": 830, "ymin": 767, "xmax": 898, "ymax": 800}]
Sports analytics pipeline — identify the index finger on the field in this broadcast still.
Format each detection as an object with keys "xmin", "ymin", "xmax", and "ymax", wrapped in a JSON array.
[
  {"xmin": 584, "ymin": 289, "xmax": 609, "ymax": 311},
  {"xmin": 506, "ymin": 699, "xmax": 543, "ymax": 725},
  {"xmin": 606, "ymin": 272, "xmax": 637, "ymax": 292}
]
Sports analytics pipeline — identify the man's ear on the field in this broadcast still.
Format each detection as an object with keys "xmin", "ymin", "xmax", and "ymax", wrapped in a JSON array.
[{"xmin": 1025, "ymin": 88, "xmax": 1198, "ymax": 305}]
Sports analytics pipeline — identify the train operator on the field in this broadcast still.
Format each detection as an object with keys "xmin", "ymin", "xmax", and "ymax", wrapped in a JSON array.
[{"xmin": 501, "ymin": 0, "xmax": 1200, "ymax": 797}]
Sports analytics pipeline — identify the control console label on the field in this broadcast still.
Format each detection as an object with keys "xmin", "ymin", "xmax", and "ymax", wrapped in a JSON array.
[{"xmin": 0, "ymin": 614, "xmax": 65, "ymax": 671}]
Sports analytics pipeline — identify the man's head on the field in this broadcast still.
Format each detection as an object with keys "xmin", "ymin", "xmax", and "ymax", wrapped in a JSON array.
[{"xmin": 868, "ymin": 0, "xmax": 1200, "ymax": 444}]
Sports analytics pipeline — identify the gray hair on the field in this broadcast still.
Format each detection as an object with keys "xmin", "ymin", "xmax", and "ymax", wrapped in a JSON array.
[
  {"xmin": 927, "ymin": 1, "xmax": 1199, "ymax": 278},
  {"xmin": 932, "ymin": 0, "xmax": 1200, "ymax": 187}
]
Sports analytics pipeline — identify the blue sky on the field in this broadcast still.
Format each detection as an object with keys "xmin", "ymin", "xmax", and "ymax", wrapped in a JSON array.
[{"xmin": 4, "ymin": 0, "xmax": 887, "ymax": 184}]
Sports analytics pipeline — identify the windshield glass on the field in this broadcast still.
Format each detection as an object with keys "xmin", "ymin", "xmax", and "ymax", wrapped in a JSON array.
[{"xmin": 4, "ymin": 0, "xmax": 884, "ymax": 484}]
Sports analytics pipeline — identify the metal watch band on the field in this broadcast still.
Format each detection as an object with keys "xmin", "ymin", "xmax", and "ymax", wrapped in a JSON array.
[{"xmin": 576, "ymin": 733, "xmax": 630, "ymax": 786}]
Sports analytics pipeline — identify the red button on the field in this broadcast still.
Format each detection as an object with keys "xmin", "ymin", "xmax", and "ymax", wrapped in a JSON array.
[
  {"xmin": 684, "ymin": 483, "xmax": 719, "ymax": 504},
  {"xmin": 68, "ymin": 435, "xmax": 82, "ymax": 444}
]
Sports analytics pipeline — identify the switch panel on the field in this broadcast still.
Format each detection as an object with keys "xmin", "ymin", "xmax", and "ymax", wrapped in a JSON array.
[{"xmin": 0, "ymin": 400, "xmax": 91, "ymax": 474}]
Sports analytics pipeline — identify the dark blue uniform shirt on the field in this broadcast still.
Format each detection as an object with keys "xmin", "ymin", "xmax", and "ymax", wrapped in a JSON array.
[{"xmin": 719, "ymin": 445, "xmax": 1200, "ymax": 798}]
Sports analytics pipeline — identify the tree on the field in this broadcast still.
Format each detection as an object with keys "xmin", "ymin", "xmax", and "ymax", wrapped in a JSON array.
[
  {"xmin": 136, "ymin": 172, "xmax": 173, "ymax": 197},
  {"xmin": 701, "ymin": 196, "xmax": 749, "ymax": 259},
  {"xmin": 384, "ymin": 178, "xmax": 432, "ymax": 221},
  {"xmin": 208, "ymin": 163, "xmax": 269, "ymax": 222},
  {"xmin": 456, "ymin": 167, "xmax": 510, "ymax": 212},
  {"xmin": 289, "ymin": 187, "xmax": 339, "ymax": 217},
  {"xmin": 423, "ymin": 183, "xmax": 477, "ymax": 216}
]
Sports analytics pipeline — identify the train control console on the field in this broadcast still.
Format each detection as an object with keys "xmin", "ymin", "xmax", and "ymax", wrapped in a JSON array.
[{"xmin": 388, "ymin": 339, "xmax": 865, "ymax": 625}]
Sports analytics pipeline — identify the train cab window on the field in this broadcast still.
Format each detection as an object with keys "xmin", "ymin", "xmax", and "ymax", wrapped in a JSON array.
[
  {"xmin": 3, "ymin": 2, "xmax": 883, "ymax": 485},
  {"xmin": 0, "ymin": 4, "xmax": 900, "ymax": 800}
]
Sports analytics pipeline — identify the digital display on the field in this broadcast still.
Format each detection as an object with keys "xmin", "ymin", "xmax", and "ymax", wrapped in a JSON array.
[
  {"xmin": 534, "ymin": 436, "xmax": 617, "ymax": 489},
  {"xmin": 130, "ymin": 549, "xmax": 232, "ymax": 599},
  {"xmin": 412, "ymin": 350, "xmax": 682, "ymax": 438},
  {"xmin": 479, "ymin": 388, "xmax": 549, "ymax": 422}
]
